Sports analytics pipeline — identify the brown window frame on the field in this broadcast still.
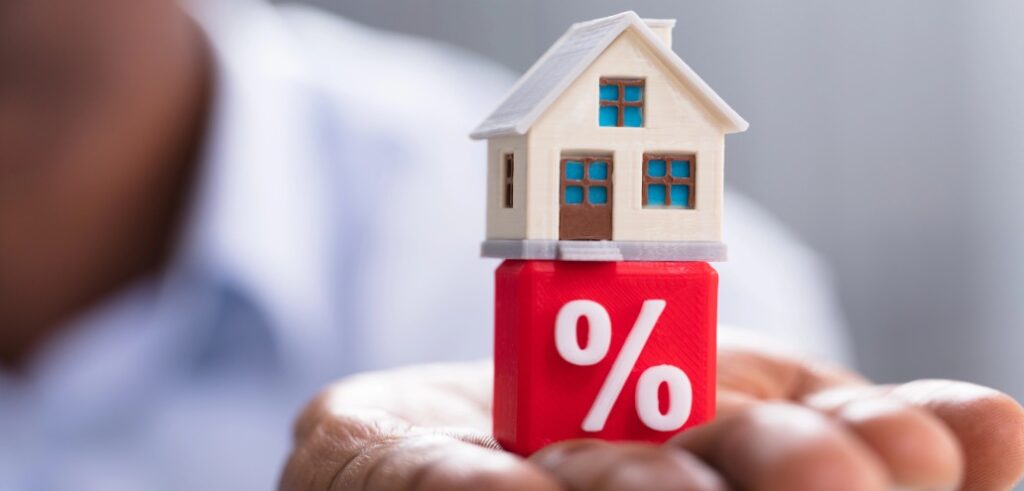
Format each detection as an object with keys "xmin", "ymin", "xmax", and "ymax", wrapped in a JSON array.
[
  {"xmin": 599, "ymin": 78, "xmax": 644, "ymax": 127},
  {"xmin": 642, "ymin": 153, "xmax": 696, "ymax": 209},
  {"xmin": 560, "ymin": 156, "xmax": 612, "ymax": 207},
  {"xmin": 501, "ymin": 153, "xmax": 514, "ymax": 208}
]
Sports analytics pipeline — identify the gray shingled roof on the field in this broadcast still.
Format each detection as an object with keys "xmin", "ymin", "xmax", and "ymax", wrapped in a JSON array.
[{"xmin": 470, "ymin": 11, "xmax": 748, "ymax": 139}]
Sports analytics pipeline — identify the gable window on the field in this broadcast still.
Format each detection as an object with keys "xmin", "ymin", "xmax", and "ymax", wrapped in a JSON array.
[
  {"xmin": 642, "ymin": 154, "xmax": 694, "ymax": 209},
  {"xmin": 599, "ymin": 78, "xmax": 644, "ymax": 127},
  {"xmin": 501, "ymin": 153, "xmax": 514, "ymax": 208}
]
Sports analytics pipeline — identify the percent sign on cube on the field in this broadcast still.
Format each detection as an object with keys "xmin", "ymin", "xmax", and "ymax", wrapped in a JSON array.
[
  {"xmin": 555, "ymin": 299, "xmax": 693, "ymax": 433},
  {"xmin": 493, "ymin": 261, "xmax": 717, "ymax": 456}
]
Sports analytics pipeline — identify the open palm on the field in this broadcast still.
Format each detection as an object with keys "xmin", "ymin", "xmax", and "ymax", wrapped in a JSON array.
[{"xmin": 280, "ymin": 331, "xmax": 1024, "ymax": 491}]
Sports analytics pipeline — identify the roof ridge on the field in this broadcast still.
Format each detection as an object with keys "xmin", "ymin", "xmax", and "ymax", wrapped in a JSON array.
[
  {"xmin": 569, "ymin": 10, "xmax": 637, "ymax": 30},
  {"xmin": 469, "ymin": 11, "xmax": 747, "ymax": 140}
]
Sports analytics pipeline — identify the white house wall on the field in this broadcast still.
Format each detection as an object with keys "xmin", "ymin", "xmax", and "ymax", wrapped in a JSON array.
[
  {"xmin": 527, "ymin": 29, "xmax": 726, "ymax": 242},
  {"xmin": 486, "ymin": 135, "xmax": 528, "ymax": 239}
]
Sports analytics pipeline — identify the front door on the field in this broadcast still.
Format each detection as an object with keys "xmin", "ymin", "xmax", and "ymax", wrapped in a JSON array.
[{"xmin": 559, "ymin": 157, "xmax": 612, "ymax": 240}]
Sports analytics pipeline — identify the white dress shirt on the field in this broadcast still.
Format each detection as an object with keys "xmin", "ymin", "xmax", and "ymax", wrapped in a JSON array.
[{"xmin": 0, "ymin": 2, "xmax": 850, "ymax": 489}]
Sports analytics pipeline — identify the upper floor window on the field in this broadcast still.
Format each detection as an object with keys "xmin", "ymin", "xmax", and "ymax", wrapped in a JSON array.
[
  {"xmin": 599, "ymin": 78, "xmax": 644, "ymax": 127},
  {"xmin": 642, "ymin": 154, "xmax": 694, "ymax": 209}
]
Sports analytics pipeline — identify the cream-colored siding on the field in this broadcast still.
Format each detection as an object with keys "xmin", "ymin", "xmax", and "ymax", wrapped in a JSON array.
[
  {"xmin": 485, "ymin": 28, "xmax": 729, "ymax": 243},
  {"xmin": 485, "ymin": 135, "xmax": 528, "ymax": 238}
]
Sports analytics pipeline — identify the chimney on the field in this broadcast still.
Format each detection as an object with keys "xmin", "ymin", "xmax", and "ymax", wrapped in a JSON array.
[{"xmin": 643, "ymin": 18, "xmax": 676, "ymax": 48}]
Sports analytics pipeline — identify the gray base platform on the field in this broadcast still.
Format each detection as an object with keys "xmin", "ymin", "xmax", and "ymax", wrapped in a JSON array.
[{"xmin": 481, "ymin": 240, "xmax": 727, "ymax": 262}]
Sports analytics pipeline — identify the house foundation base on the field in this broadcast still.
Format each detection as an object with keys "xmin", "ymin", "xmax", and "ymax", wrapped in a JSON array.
[{"xmin": 481, "ymin": 240, "xmax": 727, "ymax": 262}]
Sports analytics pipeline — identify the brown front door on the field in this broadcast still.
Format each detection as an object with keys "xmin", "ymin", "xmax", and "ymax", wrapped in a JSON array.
[{"xmin": 559, "ymin": 157, "xmax": 612, "ymax": 240}]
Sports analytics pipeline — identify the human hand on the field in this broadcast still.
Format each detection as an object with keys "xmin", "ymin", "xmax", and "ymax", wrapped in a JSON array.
[{"xmin": 279, "ymin": 331, "xmax": 1024, "ymax": 491}]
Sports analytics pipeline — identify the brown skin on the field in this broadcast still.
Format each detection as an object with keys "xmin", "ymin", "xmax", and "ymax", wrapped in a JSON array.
[
  {"xmin": 280, "ymin": 332, "xmax": 1024, "ymax": 491},
  {"xmin": 1, "ymin": 3, "xmax": 1021, "ymax": 489},
  {"xmin": 0, "ymin": 0, "xmax": 209, "ymax": 368}
]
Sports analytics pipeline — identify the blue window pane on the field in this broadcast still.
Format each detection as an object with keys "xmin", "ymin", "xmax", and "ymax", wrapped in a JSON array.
[
  {"xmin": 599, "ymin": 106, "xmax": 618, "ymax": 126},
  {"xmin": 624, "ymin": 85, "xmax": 643, "ymax": 102},
  {"xmin": 589, "ymin": 186, "xmax": 608, "ymax": 205},
  {"xmin": 589, "ymin": 161, "xmax": 608, "ymax": 180},
  {"xmin": 647, "ymin": 159, "xmax": 666, "ymax": 177},
  {"xmin": 647, "ymin": 184, "xmax": 666, "ymax": 206},
  {"xmin": 623, "ymin": 106, "xmax": 643, "ymax": 127},
  {"xmin": 671, "ymin": 185, "xmax": 691, "ymax": 208},
  {"xmin": 565, "ymin": 186, "xmax": 584, "ymax": 204},
  {"xmin": 565, "ymin": 162, "xmax": 584, "ymax": 180},
  {"xmin": 670, "ymin": 160, "xmax": 691, "ymax": 178},
  {"xmin": 599, "ymin": 84, "xmax": 619, "ymax": 101}
]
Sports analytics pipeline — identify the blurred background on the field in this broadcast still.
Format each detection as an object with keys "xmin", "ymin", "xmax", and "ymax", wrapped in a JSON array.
[{"xmin": 288, "ymin": 0, "xmax": 1024, "ymax": 402}]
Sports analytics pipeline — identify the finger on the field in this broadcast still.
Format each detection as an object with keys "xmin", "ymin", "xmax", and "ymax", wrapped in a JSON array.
[
  {"xmin": 716, "ymin": 389, "xmax": 759, "ymax": 416},
  {"xmin": 887, "ymin": 380, "xmax": 1024, "ymax": 491},
  {"xmin": 671, "ymin": 402, "xmax": 889, "ymax": 491},
  {"xmin": 806, "ymin": 387, "xmax": 963, "ymax": 489},
  {"xmin": 531, "ymin": 439, "xmax": 728, "ymax": 491},
  {"xmin": 717, "ymin": 329, "xmax": 866, "ymax": 412}
]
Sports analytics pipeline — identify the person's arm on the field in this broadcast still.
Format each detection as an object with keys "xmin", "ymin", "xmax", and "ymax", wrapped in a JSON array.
[{"xmin": 279, "ymin": 330, "xmax": 1024, "ymax": 491}]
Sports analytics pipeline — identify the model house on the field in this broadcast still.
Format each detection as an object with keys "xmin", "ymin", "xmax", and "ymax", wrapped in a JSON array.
[{"xmin": 471, "ymin": 11, "xmax": 748, "ymax": 261}]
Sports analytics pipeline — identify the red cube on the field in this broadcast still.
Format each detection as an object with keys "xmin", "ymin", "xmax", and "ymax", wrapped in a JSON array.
[{"xmin": 494, "ymin": 260, "xmax": 718, "ymax": 456}]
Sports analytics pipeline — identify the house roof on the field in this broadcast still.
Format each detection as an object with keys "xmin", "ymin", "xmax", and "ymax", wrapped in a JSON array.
[{"xmin": 469, "ymin": 11, "xmax": 749, "ymax": 140}]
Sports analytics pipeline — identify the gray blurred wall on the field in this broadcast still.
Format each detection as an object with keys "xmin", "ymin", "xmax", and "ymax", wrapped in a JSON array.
[{"xmin": 288, "ymin": 0, "xmax": 1024, "ymax": 402}]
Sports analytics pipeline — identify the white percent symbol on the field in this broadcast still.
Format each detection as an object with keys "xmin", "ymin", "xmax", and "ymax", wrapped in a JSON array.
[{"xmin": 555, "ymin": 299, "xmax": 693, "ymax": 432}]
